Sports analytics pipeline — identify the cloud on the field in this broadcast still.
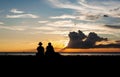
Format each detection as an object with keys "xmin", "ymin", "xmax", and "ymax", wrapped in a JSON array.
[
  {"xmin": 6, "ymin": 8, "xmax": 39, "ymax": 18},
  {"xmin": 28, "ymin": 20, "xmax": 76, "ymax": 35},
  {"xmin": 48, "ymin": 0, "xmax": 120, "ymax": 20},
  {"xmin": 80, "ymin": 0, "xmax": 86, "ymax": 2},
  {"xmin": 0, "ymin": 20, "xmax": 74, "ymax": 33},
  {"xmin": 76, "ymin": 15, "xmax": 101, "ymax": 21},
  {"xmin": 6, "ymin": 14, "xmax": 39, "ymax": 18},
  {"xmin": 38, "ymin": 21, "xmax": 49, "ymax": 24},
  {"xmin": 104, "ymin": 25, "xmax": 120, "ymax": 29},
  {"xmin": 0, "ymin": 22, "xmax": 4, "ymax": 25},
  {"xmin": 50, "ymin": 14, "xmax": 101, "ymax": 21},
  {"xmin": 84, "ymin": 32, "xmax": 108, "ymax": 47},
  {"xmin": 36, "ymin": 19, "xmax": 120, "ymax": 36},
  {"xmin": 69, "ymin": 22, "xmax": 120, "ymax": 38},
  {"xmin": 46, "ymin": 20, "xmax": 74, "ymax": 27},
  {"xmin": 33, "ymin": 26, "xmax": 55, "ymax": 31},
  {"xmin": 11, "ymin": 9, "xmax": 24, "ymax": 14},
  {"xmin": 116, "ymin": 40, "xmax": 120, "ymax": 44},
  {"xmin": 78, "ymin": 0, "xmax": 105, "ymax": 10},
  {"xmin": 46, "ymin": 30, "xmax": 69, "ymax": 35},
  {"xmin": 0, "ymin": 25, "xmax": 27, "ymax": 31},
  {"xmin": 50, "ymin": 14, "xmax": 76, "ymax": 19},
  {"xmin": 67, "ymin": 30, "xmax": 108, "ymax": 48},
  {"xmin": 48, "ymin": 0, "xmax": 85, "ymax": 10}
]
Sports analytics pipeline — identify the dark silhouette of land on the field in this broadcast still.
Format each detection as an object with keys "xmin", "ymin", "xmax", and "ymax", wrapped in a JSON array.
[{"xmin": 0, "ymin": 55, "xmax": 120, "ymax": 65}]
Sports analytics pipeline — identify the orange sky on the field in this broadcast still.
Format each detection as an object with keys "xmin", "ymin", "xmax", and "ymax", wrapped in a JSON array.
[
  {"xmin": 60, "ymin": 48, "xmax": 120, "ymax": 53},
  {"xmin": 0, "ymin": 39, "xmax": 68, "ymax": 52},
  {"xmin": 0, "ymin": 38, "xmax": 120, "ymax": 52}
]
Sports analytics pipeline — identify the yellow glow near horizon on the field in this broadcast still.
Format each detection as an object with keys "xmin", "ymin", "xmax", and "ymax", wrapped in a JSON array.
[
  {"xmin": 52, "ymin": 40, "xmax": 69, "ymax": 48},
  {"xmin": 0, "ymin": 39, "xmax": 69, "ymax": 52},
  {"xmin": 61, "ymin": 48, "xmax": 120, "ymax": 52},
  {"xmin": 96, "ymin": 40, "xmax": 116, "ymax": 45},
  {"xmin": 0, "ymin": 42, "xmax": 120, "ymax": 52}
]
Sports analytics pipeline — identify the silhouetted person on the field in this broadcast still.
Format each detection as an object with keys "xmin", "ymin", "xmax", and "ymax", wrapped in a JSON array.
[
  {"xmin": 45, "ymin": 42, "xmax": 61, "ymax": 56},
  {"xmin": 45, "ymin": 42, "xmax": 55, "ymax": 56},
  {"xmin": 36, "ymin": 42, "xmax": 44, "ymax": 56}
]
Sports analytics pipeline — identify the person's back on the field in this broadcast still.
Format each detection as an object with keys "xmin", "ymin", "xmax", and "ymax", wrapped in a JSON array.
[
  {"xmin": 36, "ymin": 42, "xmax": 44, "ymax": 56},
  {"xmin": 45, "ymin": 42, "xmax": 55, "ymax": 56}
]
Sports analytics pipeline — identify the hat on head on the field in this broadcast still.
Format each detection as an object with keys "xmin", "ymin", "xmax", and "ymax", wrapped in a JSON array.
[{"xmin": 39, "ymin": 42, "xmax": 42, "ymax": 45}]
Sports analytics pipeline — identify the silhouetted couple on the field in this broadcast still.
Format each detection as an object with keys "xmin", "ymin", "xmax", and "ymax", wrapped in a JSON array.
[{"xmin": 36, "ymin": 42, "xmax": 60, "ymax": 56}]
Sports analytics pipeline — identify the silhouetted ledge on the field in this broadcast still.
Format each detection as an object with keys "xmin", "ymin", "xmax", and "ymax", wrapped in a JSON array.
[{"xmin": 0, "ymin": 55, "xmax": 120, "ymax": 65}]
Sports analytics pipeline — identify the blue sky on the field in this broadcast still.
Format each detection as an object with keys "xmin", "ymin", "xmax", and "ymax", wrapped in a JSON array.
[
  {"xmin": 0, "ymin": 0, "xmax": 120, "ymax": 51},
  {"xmin": 0, "ymin": 0, "xmax": 120, "ymax": 37}
]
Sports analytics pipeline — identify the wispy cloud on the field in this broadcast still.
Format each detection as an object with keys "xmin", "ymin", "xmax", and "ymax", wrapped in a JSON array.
[
  {"xmin": 6, "ymin": 9, "xmax": 39, "ymax": 18},
  {"xmin": 1, "ymin": 19, "xmax": 119, "ymax": 38},
  {"xmin": 33, "ymin": 26, "xmax": 54, "ymax": 31},
  {"xmin": 0, "ymin": 25, "xmax": 27, "ymax": 31},
  {"xmin": 48, "ymin": 0, "xmax": 85, "ymax": 10},
  {"xmin": 11, "ymin": 9, "xmax": 24, "ymax": 14},
  {"xmin": 104, "ymin": 25, "xmax": 120, "ymax": 29},
  {"xmin": 46, "ymin": 30, "xmax": 69, "ymax": 35},
  {"xmin": 50, "ymin": 14, "xmax": 76, "ymax": 19},
  {"xmin": 48, "ymin": 0, "xmax": 120, "ymax": 20},
  {"xmin": 0, "ymin": 22, "xmax": 4, "ymax": 25},
  {"xmin": 78, "ymin": 0, "xmax": 105, "ymax": 10},
  {"xmin": 46, "ymin": 20, "xmax": 74, "ymax": 27},
  {"xmin": 38, "ymin": 21, "xmax": 49, "ymax": 24},
  {"xmin": 6, "ymin": 14, "xmax": 39, "ymax": 18},
  {"xmin": 36, "ymin": 20, "xmax": 120, "ymax": 37},
  {"xmin": 50, "ymin": 14, "xmax": 101, "ymax": 21}
]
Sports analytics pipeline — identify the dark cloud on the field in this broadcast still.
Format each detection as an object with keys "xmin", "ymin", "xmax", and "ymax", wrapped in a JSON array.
[
  {"xmin": 116, "ymin": 40, "xmax": 120, "ymax": 44},
  {"xmin": 110, "ymin": 7, "xmax": 120, "ymax": 12},
  {"xmin": 105, "ymin": 25, "xmax": 120, "ymax": 29},
  {"xmin": 67, "ymin": 30, "xmax": 110, "ymax": 48},
  {"xmin": 83, "ymin": 32, "xmax": 108, "ymax": 48},
  {"xmin": 103, "ymin": 15, "xmax": 109, "ymax": 17},
  {"xmin": 85, "ymin": 15, "xmax": 100, "ymax": 20},
  {"xmin": 95, "ymin": 44, "xmax": 120, "ymax": 48},
  {"xmin": 67, "ymin": 30, "xmax": 87, "ymax": 48}
]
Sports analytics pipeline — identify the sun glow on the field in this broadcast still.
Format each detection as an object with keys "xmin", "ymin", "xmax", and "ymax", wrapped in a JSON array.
[
  {"xmin": 61, "ymin": 48, "xmax": 120, "ymax": 52},
  {"xmin": 51, "ymin": 40, "xmax": 69, "ymax": 48},
  {"xmin": 96, "ymin": 40, "xmax": 117, "ymax": 45}
]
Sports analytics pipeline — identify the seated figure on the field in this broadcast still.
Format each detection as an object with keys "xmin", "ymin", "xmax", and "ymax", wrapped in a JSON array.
[
  {"xmin": 45, "ymin": 42, "xmax": 60, "ymax": 56},
  {"xmin": 36, "ymin": 42, "xmax": 44, "ymax": 56}
]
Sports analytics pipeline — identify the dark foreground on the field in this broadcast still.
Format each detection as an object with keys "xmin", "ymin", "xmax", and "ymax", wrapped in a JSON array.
[{"xmin": 0, "ymin": 55, "xmax": 120, "ymax": 65}]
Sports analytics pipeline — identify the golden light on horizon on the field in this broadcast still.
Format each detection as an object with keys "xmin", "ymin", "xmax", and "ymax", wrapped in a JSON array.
[
  {"xmin": 50, "ymin": 40, "xmax": 69, "ymax": 48},
  {"xmin": 96, "ymin": 40, "xmax": 116, "ymax": 45},
  {"xmin": 61, "ymin": 48, "xmax": 120, "ymax": 53}
]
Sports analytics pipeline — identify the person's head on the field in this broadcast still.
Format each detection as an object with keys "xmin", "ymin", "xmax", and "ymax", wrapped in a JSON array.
[
  {"xmin": 48, "ymin": 42, "xmax": 52, "ymax": 46},
  {"xmin": 38, "ymin": 42, "xmax": 43, "ymax": 46}
]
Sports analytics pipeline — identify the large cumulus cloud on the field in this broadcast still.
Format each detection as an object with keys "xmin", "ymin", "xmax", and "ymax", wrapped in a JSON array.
[{"xmin": 66, "ymin": 30, "xmax": 120, "ymax": 48}]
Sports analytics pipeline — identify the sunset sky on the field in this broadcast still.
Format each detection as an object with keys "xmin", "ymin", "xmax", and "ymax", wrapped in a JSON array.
[{"xmin": 0, "ymin": 0, "xmax": 120, "ymax": 52}]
